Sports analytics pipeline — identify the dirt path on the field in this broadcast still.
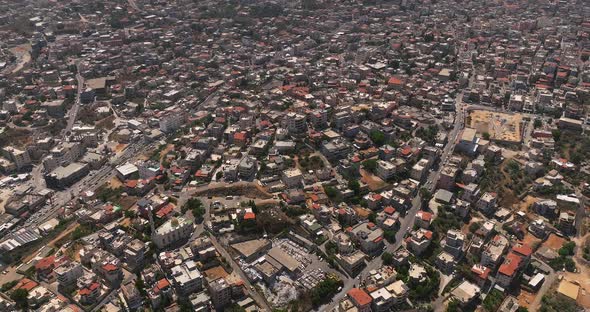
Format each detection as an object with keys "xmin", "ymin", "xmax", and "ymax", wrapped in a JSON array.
[{"xmin": 20, "ymin": 223, "xmax": 80, "ymax": 264}]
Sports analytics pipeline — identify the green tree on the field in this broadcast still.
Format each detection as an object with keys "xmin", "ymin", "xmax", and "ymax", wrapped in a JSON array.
[
  {"xmin": 10, "ymin": 288, "xmax": 29, "ymax": 310},
  {"xmin": 533, "ymin": 118, "xmax": 542, "ymax": 129},
  {"xmin": 382, "ymin": 252, "xmax": 393, "ymax": 265},
  {"xmin": 324, "ymin": 186, "xmax": 338, "ymax": 199},
  {"xmin": 483, "ymin": 289, "xmax": 505, "ymax": 312},
  {"xmin": 558, "ymin": 241, "xmax": 576, "ymax": 257},
  {"xmin": 1, "ymin": 281, "xmax": 17, "ymax": 292},
  {"xmin": 362, "ymin": 159, "xmax": 378, "ymax": 173},
  {"xmin": 184, "ymin": 198, "xmax": 205, "ymax": 220},
  {"xmin": 369, "ymin": 130, "xmax": 386, "ymax": 146},
  {"xmin": 383, "ymin": 230, "xmax": 396, "ymax": 243},
  {"xmin": 552, "ymin": 129, "xmax": 561, "ymax": 142}
]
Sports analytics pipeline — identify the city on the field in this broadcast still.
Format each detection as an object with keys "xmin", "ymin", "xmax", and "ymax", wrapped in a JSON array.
[{"xmin": 0, "ymin": 0, "xmax": 589, "ymax": 311}]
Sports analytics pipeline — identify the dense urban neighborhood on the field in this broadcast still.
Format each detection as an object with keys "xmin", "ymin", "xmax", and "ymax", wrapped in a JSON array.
[{"xmin": 0, "ymin": 0, "xmax": 589, "ymax": 311}]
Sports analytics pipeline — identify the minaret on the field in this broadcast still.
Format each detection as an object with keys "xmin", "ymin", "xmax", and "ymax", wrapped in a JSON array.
[{"xmin": 148, "ymin": 204, "xmax": 156, "ymax": 236}]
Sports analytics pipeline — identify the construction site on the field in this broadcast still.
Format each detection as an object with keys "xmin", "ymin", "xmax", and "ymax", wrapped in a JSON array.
[{"xmin": 468, "ymin": 109, "xmax": 523, "ymax": 144}]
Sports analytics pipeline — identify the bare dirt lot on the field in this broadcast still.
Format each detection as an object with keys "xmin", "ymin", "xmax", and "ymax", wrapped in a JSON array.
[
  {"xmin": 359, "ymin": 169, "xmax": 387, "ymax": 191},
  {"xmin": 513, "ymin": 195, "xmax": 540, "ymax": 214},
  {"xmin": 543, "ymin": 233, "xmax": 567, "ymax": 251},
  {"xmin": 517, "ymin": 289, "xmax": 536, "ymax": 308},
  {"xmin": 521, "ymin": 233, "xmax": 542, "ymax": 248}
]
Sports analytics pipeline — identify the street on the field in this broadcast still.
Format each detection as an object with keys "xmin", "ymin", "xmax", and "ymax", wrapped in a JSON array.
[{"xmin": 321, "ymin": 93, "xmax": 465, "ymax": 311}]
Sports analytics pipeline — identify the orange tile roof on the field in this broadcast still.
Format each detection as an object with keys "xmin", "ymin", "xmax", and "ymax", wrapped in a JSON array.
[
  {"xmin": 388, "ymin": 77, "xmax": 403, "ymax": 85},
  {"xmin": 156, "ymin": 203, "xmax": 174, "ymax": 218},
  {"xmin": 156, "ymin": 278, "xmax": 170, "ymax": 290},
  {"xmin": 15, "ymin": 278, "xmax": 38, "ymax": 291},
  {"xmin": 512, "ymin": 243, "xmax": 533, "ymax": 257},
  {"xmin": 102, "ymin": 264, "xmax": 118, "ymax": 272},
  {"xmin": 234, "ymin": 132, "xmax": 247, "ymax": 141},
  {"xmin": 471, "ymin": 265, "xmax": 490, "ymax": 280},
  {"xmin": 417, "ymin": 211, "xmax": 433, "ymax": 222},
  {"xmin": 243, "ymin": 212, "xmax": 256, "ymax": 220},
  {"xmin": 498, "ymin": 252, "xmax": 522, "ymax": 277},
  {"xmin": 35, "ymin": 255, "xmax": 56, "ymax": 271},
  {"xmin": 79, "ymin": 282, "xmax": 100, "ymax": 296},
  {"xmin": 384, "ymin": 206, "xmax": 395, "ymax": 215},
  {"xmin": 125, "ymin": 180, "xmax": 138, "ymax": 188},
  {"xmin": 348, "ymin": 288, "xmax": 372, "ymax": 306}
]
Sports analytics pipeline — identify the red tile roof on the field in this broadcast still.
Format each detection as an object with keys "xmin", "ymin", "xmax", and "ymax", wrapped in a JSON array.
[
  {"xmin": 348, "ymin": 288, "xmax": 372, "ymax": 306},
  {"xmin": 234, "ymin": 132, "xmax": 247, "ymax": 141},
  {"xmin": 156, "ymin": 203, "xmax": 174, "ymax": 219},
  {"xmin": 15, "ymin": 278, "xmax": 38, "ymax": 291},
  {"xmin": 153, "ymin": 278, "xmax": 170, "ymax": 293},
  {"xmin": 388, "ymin": 77, "xmax": 403, "ymax": 85},
  {"xmin": 498, "ymin": 252, "xmax": 522, "ymax": 277},
  {"xmin": 243, "ymin": 212, "xmax": 256, "ymax": 220},
  {"xmin": 102, "ymin": 264, "xmax": 118, "ymax": 272},
  {"xmin": 79, "ymin": 282, "xmax": 100, "ymax": 296},
  {"xmin": 35, "ymin": 255, "xmax": 56, "ymax": 271},
  {"xmin": 384, "ymin": 206, "xmax": 395, "ymax": 215},
  {"xmin": 512, "ymin": 243, "xmax": 533, "ymax": 257},
  {"xmin": 417, "ymin": 211, "xmax": 433, "ymax": 222}
]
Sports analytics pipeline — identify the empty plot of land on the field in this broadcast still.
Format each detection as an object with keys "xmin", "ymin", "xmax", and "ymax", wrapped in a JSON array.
[
  {"xmin": 543, "ymin": 233, "xmax": 567, "ymax": 251},
  {"xmin": 521, "ymin": 233, "xmax": 542, "ymax": 248},
  {"xmin": 469, "ymin": 110, "xmax": 522, "ymax": 143},
  {"xmin": 517, "ymin": 289, "xmax": 536, "ymax": 308}
]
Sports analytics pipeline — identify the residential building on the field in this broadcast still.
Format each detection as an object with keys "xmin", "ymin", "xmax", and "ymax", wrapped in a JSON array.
[{"xmin": 171, "ymin": 260, "xmax": 203, "ymax": 295}]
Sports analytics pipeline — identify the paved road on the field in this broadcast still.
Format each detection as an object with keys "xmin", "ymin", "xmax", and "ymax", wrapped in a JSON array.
[
  {"xmin": 64, "ymin": 65, "xmax": 84, "ymax": 138},
  {"xmin": 321, "ymin": 94, "xmax": 465, "ymax": 311},
  {"xmin": 208, "ymin": 235, "xmax": 273, "ymax": 311},
  {"xmin": 528, "ymin": 257, "xmax": 556, "ymax": 311},
  {"xmin": 574, "ymin": 188, "xmax": 587, "ymax": 237}
]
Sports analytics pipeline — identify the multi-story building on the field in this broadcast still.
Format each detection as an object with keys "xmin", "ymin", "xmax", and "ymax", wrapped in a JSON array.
[
  {"xmin": 335, "ymin": 250, "xmax": 366, "ymax": 277},
  {"xmin": 43, "ymin": 142, "xmax": 84, "ymax": 172},
  {"xmin": 159, "ymin": 108, "xmax": 186, "ymax": 133},
  {"xmin": 496, "ymin": 252, "xmax": 523, "ymax": 288},
  {"xmin": 153, "ymin": 217, "xmax": 194, "ymax": 249},
  {"xmin": 77, "ymin": 272, "xmax": 101, "ymax": 305},
  {"xmin": 44, "ymin": 162, "xmax": 90, "ymax": 189},
  {"xmin": 414, "ymin": 211, "xmax": 433, "ymax": 229},
  {"xmin": 56, "ymin": 261, "xmax": 84, "ymax": 292},
  {"xmin": 476, "ymin": 192, "xmax": 498, "ymax": 215},
  {"xmin": 456, "ymin": 128, "xmax": 479, "ymax": 155},
  {"xmin": 122, "ymin": 280, "xmax": 143, "ymax": 310},
  {"xmin": 208, "ymin": 278, "xmax": 232, "ymax": 309},
  {"xmin": 437, "ymin": 165, "xmax": 458, "ymax": 190},
  {"xmin": 558, "ymin": 212, "xmax": 576, "ymax": 234},
  {"xmin": 238, "ymin": 156, "xmax": 257, "ymax": 179},
  {"xmin": 321, "ymin": 138, "xmax": 351, "ymax": 161},
  {"xmin": 443, "ymin": 230, "xmax": 465, "ymax": 258},
  {"xmin": 124, "ymin": 239, "xmax": 146, "ymax": 271},
  {"xmin": 376, "ymin": 160, "xmax": 397, "ymax": 181},
  {"xmin": 411, "ymin": 158, "xmax": 430, "ymax": 181},
  {"xmin": 282, "ymin": 168, "xmax": 303, "ymax": 188},
  {"xmin": 348, "ymin": 222, "xmax": 384, "ymax": 254},
  {"xmin": 170, "ymin": 260, "xmax": 203, "ymax": 295},
  {"xmin": 286, "ymin": 112, "xmax": 307, "ymax": 135},
  {"xmin": 481, "ymin": 235, "xmax": 509, "ymax": 269},
  {"xmin": 2, "ymin": 147, "xmax": 31, "ymax": 171},
  {"xmin": 406, "ymin": 229, "xmax": 433, "ymax": 255}
]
